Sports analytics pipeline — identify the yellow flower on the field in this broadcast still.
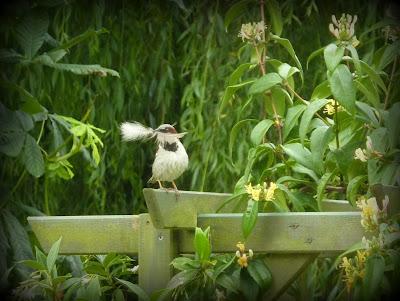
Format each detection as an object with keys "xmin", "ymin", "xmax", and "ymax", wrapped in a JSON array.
[
  {"xmin": 245, "ymin": 183, "xmax": 253, "ymax": 195},
  {"xmin": 265, "ymin": 182, "xmax": 277, "ymax": 201},
  {"xmin": 237, "ymin": 254, "xmax": 248, "ymax": 268},
  {"xmin": 323, "ymin": 99, "xmax": 343, "ymax": 115},
  {"xmin": 354, "ymin": 148, "xmax": 368, "ymax": 162},
  {"xmin": 236, "ymin": 242, "xmax": 245, "ymax": 253},
  {"xmin": 356, "ymin": 250, "xmax": 368, "ymax": 265},
  {"xmin": 251, "ymin": 187, "xmax": 261, "ymax": 201},
  {"xmin": 356, "ymin": 197, "xmax": 387, "ymax": 232}
]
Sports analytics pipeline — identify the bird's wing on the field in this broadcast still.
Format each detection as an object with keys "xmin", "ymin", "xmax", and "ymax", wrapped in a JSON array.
[{"xmin": 120, "ymin": 122, "xmax": 155, "ymax": 141}]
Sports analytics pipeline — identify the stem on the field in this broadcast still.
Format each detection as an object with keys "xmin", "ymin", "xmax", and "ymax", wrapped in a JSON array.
[
  {"xmin": 384, "ymin": 55, "xmax": 397, "ymax": 110},
  {"xmin": 334, "ymin": 100, "xmax": 344, "ymax": 184},
  {"xmin": 259, "ymin": 0, "xmax": 266, "ymax": 69},
  {"xmin": 285, "ymin": 83, "xmax": 331, "ymax": 126},
  {"xmin": 253, "ymin": 43, "xmax": 266, "ymax": 75},
  {"xmin": 334, "ymin": 100, "xmax": 340, "ymax": 149},
  {"xmin": 44, "ymin": 174, "xmax": 50, "ymax": 215},
  {"xmin": 257, "ymin": 1, "xmax": 283, "ymax": 144}
]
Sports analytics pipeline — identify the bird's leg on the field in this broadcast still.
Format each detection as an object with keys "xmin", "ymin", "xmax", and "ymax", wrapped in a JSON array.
[
  {"xmin": 157, "ymin": 180, "xmax": 164, "ymax": 189},
  {"xmin": 172, "ymin": 181, "xmax": 180, "ymax": 199}
]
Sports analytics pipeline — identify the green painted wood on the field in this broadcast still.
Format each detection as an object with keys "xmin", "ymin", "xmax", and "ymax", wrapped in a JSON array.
[
  {"xmin": 262, "ymin": 254, "xmax": 318, "ymax": 300},
  {"xmin": 144, "ymin": 189, "xmax": 358, "ymax": 228},
  {"xmin": 143, "ymin": 188, "xmax": 245, "ymax": 228},
  {"xmin": 138, "ymin": 214, "xmax": 175, "ymax": 294},
  {"xmin": 28, "ymin": 215, "xmax": 139, "ymax": 254},
  {"xmin": 321, "ymin": 199, "xmax": 358, "ymax": 212},
  {"xmin": 179, "ymin": 212, "xmax": 364, "ymax": 253}
]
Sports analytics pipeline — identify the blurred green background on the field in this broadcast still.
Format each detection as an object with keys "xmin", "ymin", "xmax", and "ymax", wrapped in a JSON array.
[{"xmin": 0, "ymin": 0, "xmax": 392, "ymax": 217}]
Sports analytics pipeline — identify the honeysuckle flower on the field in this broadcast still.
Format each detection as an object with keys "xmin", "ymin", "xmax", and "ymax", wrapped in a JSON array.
[
  {"xmin": 245, "ymin": 182, "xmax": 277, "ymax": 201},
  {"xmin": 323, "ymin": 99, "xmax": 343, "ymax": 115},
  {"xmin": 236, "ymin": 242, "xmax": 245, "ymax": 253},
  {"xmin": 237, "ymin": 253, "xmax": 248, "ymax": 268},
  {"xmin": 339, "ymin": 250, "xmax": 368, "ymax": 292},
  {"xmin": 238, "ymin": 21, "xmax": 267, "ymax": 43},
  {"xmin": 248, "ymin": 249, "xmax": 254, "ymax": 258},
  {"xmin": 265, "ymin": 182, "xmax": 277, "ymax": 201},
  {"xmin": 329, "ymin": 14, "xmax": 359, "ymax": 47},
  {"xmin": 354, "ymin": 148, "xmax": 368, "ymax": 162},
  {"xmin": 356, "ymin": 197, "xmax": 387, "ymax": 232}
]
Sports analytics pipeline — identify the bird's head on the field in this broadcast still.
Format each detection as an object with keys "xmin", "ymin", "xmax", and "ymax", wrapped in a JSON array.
[{"xmin": 155, "ymin": 124, "xmax": 186, "ymax": 143}]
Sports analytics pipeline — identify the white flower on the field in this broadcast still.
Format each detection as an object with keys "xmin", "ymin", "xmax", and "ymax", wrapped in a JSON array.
[{"xmin": 354, "ymin": 148, "xmax": 368, "ymax": 162}]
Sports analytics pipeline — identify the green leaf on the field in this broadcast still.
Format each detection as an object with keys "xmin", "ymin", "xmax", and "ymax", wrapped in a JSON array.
[
  {"xmin": 46, "ymin": 237, "xmax": 62, "ymax": 272},
  {"xmin": 346, "ymin": 175, "xmax": 367, "ymax": 207},
  {"xmin": 116, "ymin": 278, "xmax": 150, "ymax": 301},
  {"xmin": 250, "ymin": 119, "xmax": 274, "ymax": 145},
  {"xmin": 216, "ymin": 273, "xmax": 239, "ymax": 293},
  {"xmin": 86, "ymin": 276, "xmax": 101, "ymax": 301},
  {"xmin": 354, "ymin": 79, "xmax": 380, "ymax": 109},
  {"xmin": 310, "ymin": 126, "xmax": 333, "ymax": 174},
  {"xmin": 47, "ymin": 49, "xmax": 67, "ymax": 62},
  {"xmin": 298, "ymin": 99, "xmax": 328, "ymax": 143},
  {"xmin": 219, "ymin": 80, "xmax": 254, "ymax": 116},
  {"xmin": 15, "ymin": 10, "xmax": 49, "ymax": 59},
  {"xmin": 346, "ymin": 45, "xmax": 361, "ymax": 74},
  {"xmin": 324, "ymin": 44, "xmax": 345, "ymax": 72},
  {"xmin": 282, "ymin": 143, "xmax": 315, "ymax": 171},
  {"xmin": 58, "ymin": 28, "xmax": 108, "ymax": 50},
  {"xmin": 355, "ymin": 101, "xmax": 380, "ymax": 127},
  {"xmin": 306, "ymin": 46, "xmax": 324, "ymax": 69},
  {"xmin": 16, "ymin": 111, "xmax": 34, "ymax": 132},
  {"xmin": 228, "ymin": 63, "xmax": 256, "ymax": 85},
  {"xmin": 224, "ymin": 0, "xmax": 250, "ymax": 30},
  {"xmin": 242, "ymin": 199, "xmax": 259, "ymax": 239},
  {"xmin": 311, "ymin": 80, "xmax": 331, "ymax": 100},
  {"xmin": 270, "ymin": 34, "xmax": 303, "ymax": 80},
  {"xmin": 20, "ymin": 259, "xmax": 46, "ymax": 271},
  {"xmin": 247, "ymin": 259, "xmax": 272, "ymax": 291},
  {"xmin": 292, "ymin": 163, "xmax": 319, "ymax": 182},
  {"xmin": 113, "ymin": 288, "xmax": 124, "ymax": 301},
  {"xmin": 249, "ymin": 73, "xmax": 282, "ymax": 94},
  {"xmin": 329, "ymin": 64, "xmax": 356, "ymax": 114},
  {"xmin": 171, "ymin": 257, "xmax": 197, "ymax": 271},
  {"xmin": 2, "ymin": 210, "xmax": 33, "ymax": 278},
  {"xmin": 362, "ymin": 254, "xmax": 385, "ymax": 301},
  {"xmin": 240, "ymin": 268, "xmax": 260, "ymax": 301},
  {"xmin": 166, "ymin": 269, "xmax": 198, "ymax": 290},
  {"xmin": 359, "ymin": 60, "xmax": 387, "ymax": 93},
  {"xmin": 283, "ymin": 104, "xmax": 306, "ymax": 141},
  {"xmin": 0, "ymin": 48, "xmax": 23, "ymax": 63},
  {"xmin": 266, "ymin": 0, "xmax": 282, "ymax": 36},
  {"xmin": 194, "ymin": 227, "xmax": 211, "ymax": 262},
  {"xmin": 229, "ymin": 119, "xmax": 257, "ymax": 162},
  {"xmin": 21, "ymin": 134, "xmax": 45, "ymax": 177},
  {"xmin": 387, "ymin": 102, "xmax": 400, "ymax": 149},
  {"xmin": 278, "ymin": 63, "xmax": 300, "ymax": 80},
  {"xmin": 378, "ymin": 40, "xmax": 400, "ymax": 70},
  {"xmin": 36, "ymin": 54, "xmax": 120, "ymax": 77},
  {"xmin": 316, "ymin": 171, "xmax": 336, "ymax": 211},
  {"xmin": 91, "ymin": 143, "xmax": 100, "ymax": 166}
]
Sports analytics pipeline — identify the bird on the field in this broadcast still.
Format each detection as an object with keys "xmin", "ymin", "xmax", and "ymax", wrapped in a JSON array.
[{"xmin": 120, "ymin": 121, "xmax": 188, "ymax": 190}]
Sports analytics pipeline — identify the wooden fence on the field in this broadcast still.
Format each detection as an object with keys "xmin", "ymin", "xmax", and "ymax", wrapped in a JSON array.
[{"xmin": 28, "ymin": 189, "xmax": 363, "ymax": 300}]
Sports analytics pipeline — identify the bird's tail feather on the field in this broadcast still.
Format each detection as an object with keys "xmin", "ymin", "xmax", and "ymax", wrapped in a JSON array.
[{"xmin": 120, "ymin": 122, "xmax": 155, "ymax": 142}]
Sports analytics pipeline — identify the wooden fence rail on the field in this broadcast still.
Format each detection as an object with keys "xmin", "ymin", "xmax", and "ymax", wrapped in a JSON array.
[{"xmin": 28, "ymin": 189, "xmax": 363, "ymax": 300}]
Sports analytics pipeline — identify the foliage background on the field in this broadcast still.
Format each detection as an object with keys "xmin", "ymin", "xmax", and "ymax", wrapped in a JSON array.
[{"xmin": 1, "ymin": 0, "xmax": 394, "ymax": 216}]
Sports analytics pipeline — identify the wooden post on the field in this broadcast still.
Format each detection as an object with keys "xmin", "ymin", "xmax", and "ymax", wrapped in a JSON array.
[{"xmin": 138, "ymin": 213, "xmax": 175, "ymax": 294}]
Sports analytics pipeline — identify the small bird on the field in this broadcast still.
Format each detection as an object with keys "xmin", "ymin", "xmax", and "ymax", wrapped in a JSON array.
[{"xmin": 120, "ymin": 121, "xmax": 189, "ymax": 190}]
